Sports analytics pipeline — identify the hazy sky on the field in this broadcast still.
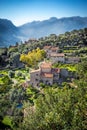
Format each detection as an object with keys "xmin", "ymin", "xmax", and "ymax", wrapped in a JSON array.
[{"xmin": 0, "ymin": 0, "xmax": 87, "ymax": 26}]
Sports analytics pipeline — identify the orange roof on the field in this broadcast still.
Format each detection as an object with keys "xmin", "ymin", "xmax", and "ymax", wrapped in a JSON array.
[
  {"xmin": 51, "ymin": 47, "xmax": 59, "ymax": 51},
  {"xmin": 43, "ymin": 46, "xmax": 51, "ymax": 49},
  {"xmin": 40, "ymin": 62, "xmax": 52, "ymax": 69},
  {"xmin": 50, "ymin": 53, "xmax": 64, "ymax": 57},
  {"xmin": 30, "ymin": 69, "xmax": 40, "ymax": 73},
  {"xmin": 42, "ymin": 73, "xmax": 53, "ymax": 78}
]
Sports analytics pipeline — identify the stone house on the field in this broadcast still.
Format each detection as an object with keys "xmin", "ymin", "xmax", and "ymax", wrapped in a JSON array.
[
  {"xmin": 41, "ymin": 72, "xmax": 53, "ymax": 85},
  {"xmin": 43, "ymin": 46, "xmax": 59, "ymax": 58},
  {"xmin": 50, "ymin": 47, "xmax": 59, "ymax": 53},
  {"xmin": 43, "ymin": 46, "xmax": 65, "ymax": 63},
  {"xmin": 50, "ymin": 53, "xmax": 65, "ymax": 63},
  {"xmin": 43, "ymin": 46, "xmax": 51, "ymax": 52},
  {"xmin": 52, "ymin": 68, "xmax": 60, "ymax": 83},
  {"xmin": 30, "ymin": 62, "xmax": 60, "ymax": 87},
  {"xmin": 43, "ymin": 45, "xmax": 80, "ymax": 64},
  {"xmin": 30, "ymin": 69, "xmax": 40, "ymax": 87},
  {"xmin": 65, "ymin": 57, "xmax": 80, "ymax": 63}
]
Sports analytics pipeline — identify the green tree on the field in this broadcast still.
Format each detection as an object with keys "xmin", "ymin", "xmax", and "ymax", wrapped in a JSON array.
[{"xmin": 19, "ymin": 83, "xmax": 87, "ymax": 130}]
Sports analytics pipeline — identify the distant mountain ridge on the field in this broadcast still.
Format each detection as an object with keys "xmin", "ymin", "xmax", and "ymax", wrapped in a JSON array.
[
  {"xmin": 0, "ymin": 16, "xmax": 87, "ymax": 47},
  {"xmin": 19, "ymin": 16, "xmax": 87, "ymax": 37},
  {"xmin": 0, "ymin": 19, "xmax": 22, "ymax": 47}
]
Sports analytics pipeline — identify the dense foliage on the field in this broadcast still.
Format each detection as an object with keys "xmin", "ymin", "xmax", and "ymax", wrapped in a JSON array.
[
  {"xmin": 20, "ymin": 48, "xmax": 46, "ymax": 67},
  {"xmin": 19, "ymin": 83, "xmax": 87, "ymax": 130}
]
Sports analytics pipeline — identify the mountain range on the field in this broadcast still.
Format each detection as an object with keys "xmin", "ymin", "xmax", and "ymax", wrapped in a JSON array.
[{"xmin": 0, "ymin": 16, "xmax": 87, "ymax": 47}]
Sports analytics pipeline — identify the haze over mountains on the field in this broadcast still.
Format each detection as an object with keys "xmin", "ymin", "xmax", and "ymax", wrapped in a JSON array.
[{"xmin": 0, "ymin": 16, "xmax": 87, "ymax": 47}]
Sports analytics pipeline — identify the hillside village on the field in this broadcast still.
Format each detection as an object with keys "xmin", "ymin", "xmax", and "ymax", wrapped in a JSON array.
[
  {"xmin": 28, "ymin": 45, "xmax": 80, "ymax": 87},
  {"xmin": 0, "ymin": 0, "xmax": 87, "ymax": 128},
  {"xmin": 0, "ymin": 28, "xmax": 87, "ymax": 88},
  {"xmin": 0, "ymin": 28, "xmax": 87, "ymax": 129}
]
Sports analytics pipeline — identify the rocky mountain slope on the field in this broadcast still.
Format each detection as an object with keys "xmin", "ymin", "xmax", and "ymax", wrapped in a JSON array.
[
  {"xmin": 19, "ymin": 16, "xmax": 87, "ymax": 39},
  {"xmin": 0, "ymin": 19, "xmax": 23, "ymax": 47},
  {"xmin": 0, "ymin": 16, "xmax": 87, "ymax": 47}
]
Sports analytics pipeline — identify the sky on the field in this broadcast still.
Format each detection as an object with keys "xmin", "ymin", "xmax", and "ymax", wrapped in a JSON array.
[{"xmin": 0, "ymin": 0, "xmax": 87, "ymax": 26}]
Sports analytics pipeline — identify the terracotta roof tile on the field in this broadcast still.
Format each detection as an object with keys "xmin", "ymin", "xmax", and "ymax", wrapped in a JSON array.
[
  {"xmin": 40, "ymin": 62, "xmax": 52, "ymax": 68},
  {"xmin": 51, "ymin": 47, "xmax": 59, "ymax": 51},
  {"xmin": 50, "ymin": 53, "xmax": 65, "ymax": 57},
  {"xmin": 30, "ymin": 69, "xmax": 40, "ymax": 73},
  {"xmin": 42, "ymin": 73, "xmax": 53, "ymax": 78},
  {"xmin": 43, "ymin": 46, "xmax": 51, "ymax": 49}
]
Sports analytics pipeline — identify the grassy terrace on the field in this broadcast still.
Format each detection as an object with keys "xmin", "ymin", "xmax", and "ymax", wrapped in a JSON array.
[
  {"xmin": 0, "ymin": 68, "xmax": 30, "ymax": 85},
  {"xmin": 53, "ymin": 63, "xmax": 77, "ymax": 72},
  {"xmin": 2, "ymin": 116, "xmax": 13, "ymax": 129},
  {"xmin": 64, "ymin": 46, "xmax": 87, "ymax": 54}
]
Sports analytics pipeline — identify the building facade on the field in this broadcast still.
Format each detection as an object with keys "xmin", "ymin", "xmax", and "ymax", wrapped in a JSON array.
[
  {"xmin": 30, "ymin": 62, "xmax": 60, "ymax": 87},
  {"xmin": 43, "ymin": 46, "xmax": 59, "ymax": 58},
  {"xmin": 50, "ymin": 53, "xmax": 65, "ymax": 63}
]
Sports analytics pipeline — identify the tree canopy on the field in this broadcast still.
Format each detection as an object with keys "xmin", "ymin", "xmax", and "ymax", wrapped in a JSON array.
[{"xmin": 20, "ymin": 48, "xmax": 46, "ymax": 67}]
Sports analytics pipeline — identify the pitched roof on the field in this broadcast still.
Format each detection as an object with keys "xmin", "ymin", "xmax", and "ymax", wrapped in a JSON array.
[
  {"xmin": 40, "ymin": 62, "xmax": 52, "ymax": 69},
  {"xmin": 50, "ymin": 47, "xmax": 59, "ymax": 51},
  {"xmin": 41, "ymin": 73, "xmax": 53, "ymax": 78},
  {"xmin": 43, "ymin": 46, "xmax": 51, "ymax": 50},
  {"xmin": 30, "ymin": 69, "xmax": 40, "ymax": 73},
  {"xmin": 50, "ymin": 53, "xmax": 65, "ymax": 57}
]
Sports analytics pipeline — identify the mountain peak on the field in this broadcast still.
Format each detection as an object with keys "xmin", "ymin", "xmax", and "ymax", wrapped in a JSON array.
[
  {"xmin": 49, "ymin": 17, "xmax": 58, "ymax": 21},
  {"xmin": 0, "ymin": 16, "xmax": 87, "ymax": 47},
  {"xmin": 0, "ymin": 18, "xmax": 14, "ymax": 26}
]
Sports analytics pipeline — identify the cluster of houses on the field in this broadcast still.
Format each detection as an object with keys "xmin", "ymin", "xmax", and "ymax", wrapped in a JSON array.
[
  {"xmin": 43, "ymin": 45, "xmax": 80, "ymax": 63},
  {"xmin": 25, "ymin": 45, "xmax": 80, "ymax": 87},
  {"xmin": 30, "ymin": 62, "xmax": 60, "ymax": 87},
  {"xmin": 43, "ymin": 46, "xmax": 65, "ymax": 63}
]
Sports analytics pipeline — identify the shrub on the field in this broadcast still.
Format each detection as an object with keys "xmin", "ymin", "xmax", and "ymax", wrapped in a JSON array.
[{"xmin": 8, "ymin": 71, "xmax": 15, "ymax": 78}]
